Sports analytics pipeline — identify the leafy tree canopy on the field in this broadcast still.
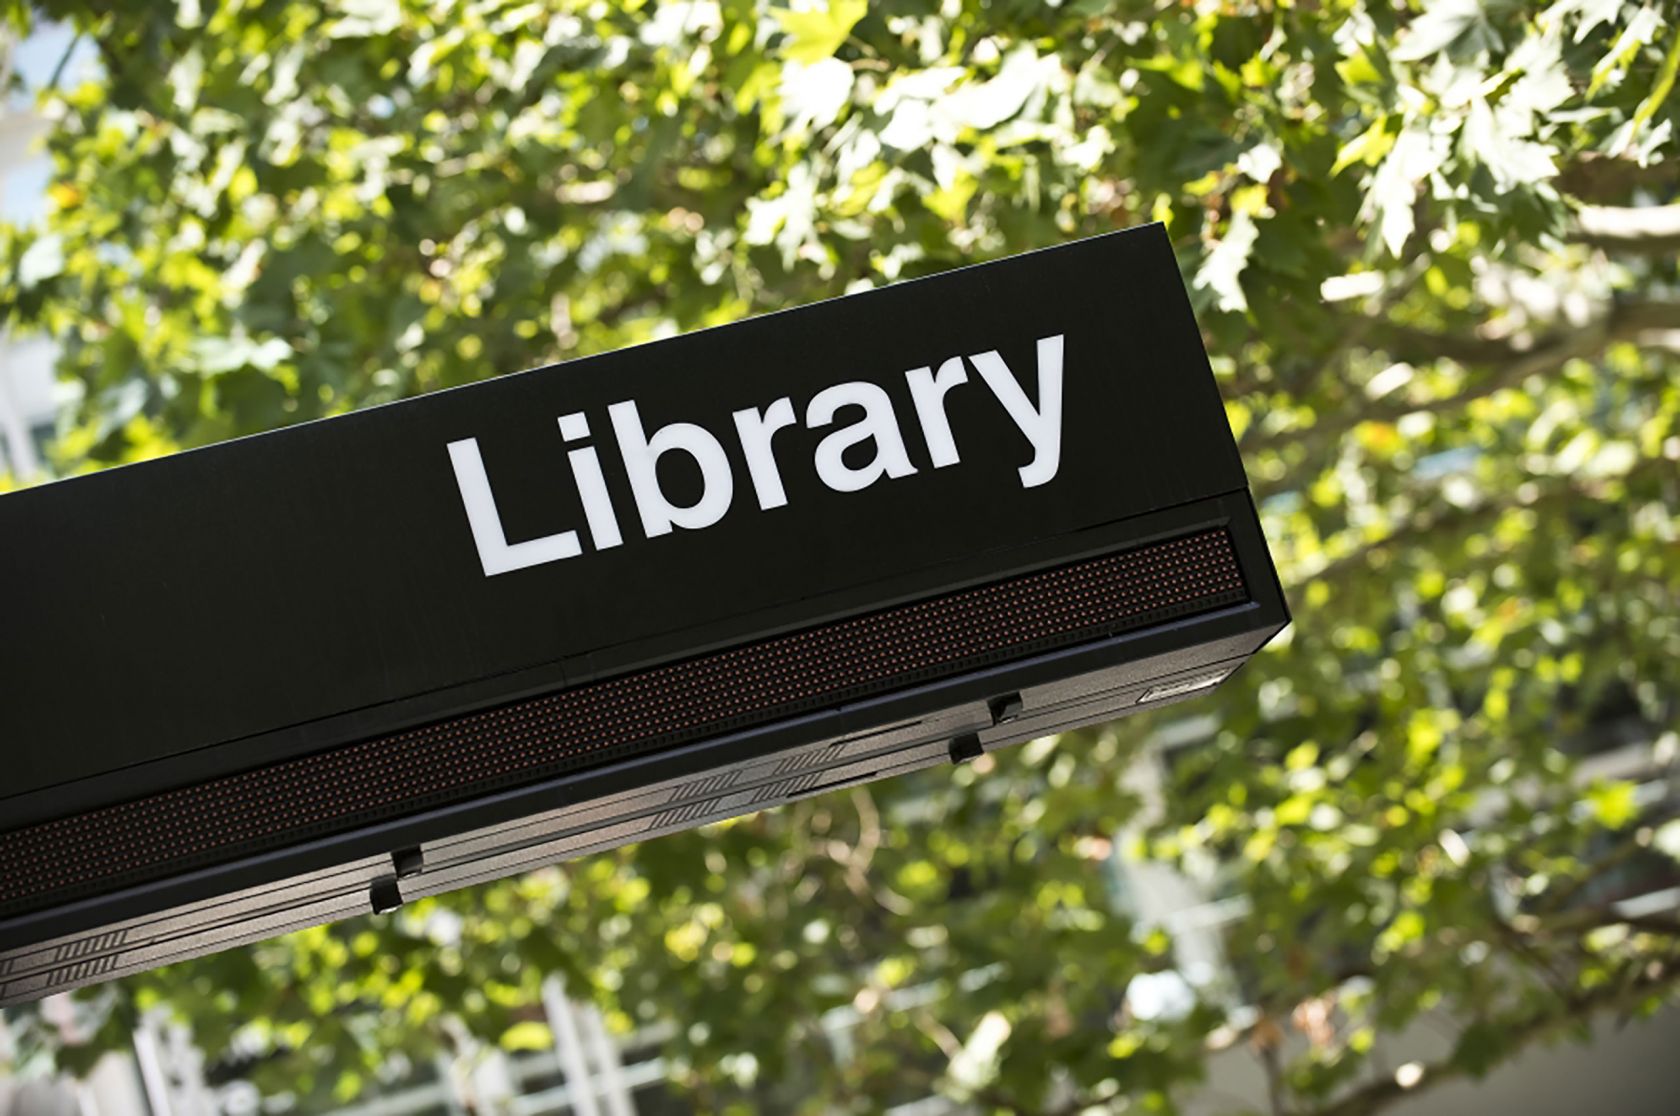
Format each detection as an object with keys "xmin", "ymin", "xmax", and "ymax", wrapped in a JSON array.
[{"xmin": 2, "ymin": 1, "xmax": 1679, "ymax": 1113}]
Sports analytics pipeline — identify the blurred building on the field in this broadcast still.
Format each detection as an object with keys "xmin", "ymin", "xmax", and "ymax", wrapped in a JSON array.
[
  {"xmin": 0, "ymin": 24, "xmax": 68, "ymax": 481},
  {"xmin": 4, "ymin": 722, "xmax": 1675, "ymax": 1116},
  {"xmin": 0, "ymin": 329, "xmax": 56, "ymax": 479}
]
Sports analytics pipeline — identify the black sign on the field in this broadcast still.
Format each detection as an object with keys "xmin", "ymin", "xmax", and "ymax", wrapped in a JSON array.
[{"xmin": 0, "ymin": 224, "xmax": 1243, "ymax": 826}]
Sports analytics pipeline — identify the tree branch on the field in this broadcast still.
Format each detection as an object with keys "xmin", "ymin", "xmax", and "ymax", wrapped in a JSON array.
[
  {"xmin": 1247, "ymin": 296, "xmax": 1680, "ymax": 497},
  {"xmin": 1492, "ymin": 916, "xmax": 1577, "ymax": 1000},
  {"xmin": 45, "ymin": 30, "xmax": 86, "ymax": 93},
  {"xmin": 1614, "ymin": 913, "xmax": 1680, "ymax": 938},
  {"xmin": 1571, "ymin": 204, "xmax": 1680, "ymax": 257},
  {"xmin": 1258, "ymin": 1035, "xmax": 1293, "ymax": 1116},
  {"xmin": 1532, "ymin": 907, "xmax": 1680, "ymax": 940},
  {"xmin": 1307, "ymin": 956, "xmax": 1680, "ymax": 1116},
  {"xmin": 1534, "ymin": 828, "xmax": 1655, "ymax": 914},
  {"xmin": 1610, "ymin": 295, "xmax": 1680, "ymax": 336},
  {"xmin": 1298, "ymin": 453, "xmax": 1671, "ymax": 590},
  {"xmin": 1557, "ymin": 156, "xmax": 1680, "ymax": 204}
]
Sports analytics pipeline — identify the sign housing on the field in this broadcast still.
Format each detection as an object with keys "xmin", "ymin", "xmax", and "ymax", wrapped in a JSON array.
[{"xmin": 0, "ymin": 224, "xmax": 1288, "ymax": 1004}]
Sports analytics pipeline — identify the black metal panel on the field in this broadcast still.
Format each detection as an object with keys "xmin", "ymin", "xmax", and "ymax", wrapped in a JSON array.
[{"xmin": 1, "ymin": 605, "xmax": 1277, "ymax": 1006}]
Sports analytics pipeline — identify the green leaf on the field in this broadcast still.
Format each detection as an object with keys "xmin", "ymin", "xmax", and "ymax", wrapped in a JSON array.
[
  {"xmin": 1590, "ymin": 6, "xmax": 1661, "ymax": 95},
  {"xmin": 1333, "ymin": 117, "xmax": 1395, "ymax": 175},
  {"xmin": 1393, "ymin": 0, "xmax": 1499, "ymax": 63},
  {"xmin": 772, "ymin": 0, "xmax": 867, "ymax": 65},
  {"xmin": 499, "ymin": 1021, "xmax": 554, "ymax": 1052},
  {"xmin": 17, "ymin": 234, "xmax": 63, "ymax": 287},
  {"xmin": 1336, "ymin": 51, "xmax": 1381, "ymax": 87},
  {"xmin": 1586, "ymin": 781, "xmax": 1639, "ymax": 829},
  {"xmin": 1628, "ymin": 17, "xmax": 1680, "ymax": 134},
  {"xmin": 1193, "ymin": 210, "xmax": 1259, "ymax": 313},
  {"xmin": 327, "ymin": 0, "xmax": 401, "ymax": 39}
]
